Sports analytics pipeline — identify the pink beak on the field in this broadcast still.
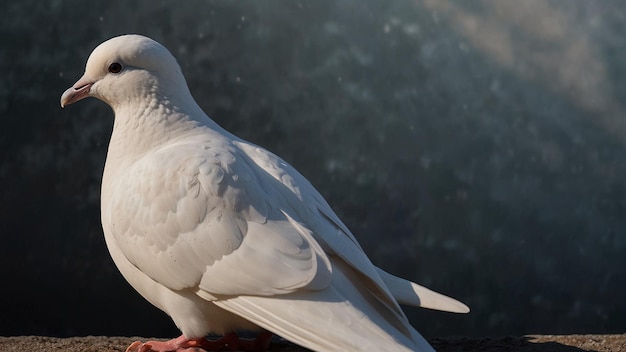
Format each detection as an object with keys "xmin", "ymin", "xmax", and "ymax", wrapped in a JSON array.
[{"xmin": 60, "ymin": 76, "xmax": 94, "ymax": 108}]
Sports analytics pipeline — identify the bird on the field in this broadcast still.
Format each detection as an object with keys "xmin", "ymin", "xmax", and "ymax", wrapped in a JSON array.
[{"xmin": 60, "ymin": 34, "xmax": 468, "ymax": 352}]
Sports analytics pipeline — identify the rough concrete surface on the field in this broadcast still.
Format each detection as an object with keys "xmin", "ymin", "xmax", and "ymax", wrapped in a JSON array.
[{"xmin": 1, "ymin": 335, "xmax": 625, "ymax": 352}]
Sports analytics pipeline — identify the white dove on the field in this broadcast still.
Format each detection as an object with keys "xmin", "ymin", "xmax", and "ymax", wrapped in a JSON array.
[{"xmin": 61, "ymin": 35, "xmax": 468, "ymax": 352}]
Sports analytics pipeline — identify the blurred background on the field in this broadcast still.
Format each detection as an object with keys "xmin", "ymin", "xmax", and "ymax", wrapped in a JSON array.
[{"xmin": 1, "ymin": 0, "xmax": 625, "ymax": 339}]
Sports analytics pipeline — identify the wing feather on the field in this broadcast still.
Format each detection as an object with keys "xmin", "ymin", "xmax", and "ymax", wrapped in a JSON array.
[
  {"xmin": 234, "ymin": 141, "xmax": 405, "ymax": 314},
  {"xmin": 213, "ymin": 259, "xmax": 434, "ymax": 352}
]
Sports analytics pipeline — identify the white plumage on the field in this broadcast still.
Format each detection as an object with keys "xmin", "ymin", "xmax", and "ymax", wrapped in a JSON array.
[{"xmin": 61, "ymin": 35, "xmax": 468, "ymax": 352}]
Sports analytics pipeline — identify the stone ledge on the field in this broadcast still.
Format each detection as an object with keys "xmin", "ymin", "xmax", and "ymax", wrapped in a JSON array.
[{"xmin": 1, "ymin": 335, "xmax": 624, "ymax": 351}]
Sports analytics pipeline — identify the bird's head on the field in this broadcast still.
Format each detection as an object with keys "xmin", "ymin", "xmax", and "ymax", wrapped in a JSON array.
[{"xmin": 60, "ymin": 35, "xmax": 188, "ymax": 110}]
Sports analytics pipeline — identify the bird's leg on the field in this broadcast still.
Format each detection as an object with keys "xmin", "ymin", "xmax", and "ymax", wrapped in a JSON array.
[{"xmin": 125, "ymin": 331, "xmax": 273, "ymax": 352}]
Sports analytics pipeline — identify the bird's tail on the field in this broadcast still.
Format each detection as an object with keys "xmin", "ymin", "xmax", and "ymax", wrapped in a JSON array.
[{"xmin": 377, "ymin": 267, "xmax": 470, "ymax": 313}]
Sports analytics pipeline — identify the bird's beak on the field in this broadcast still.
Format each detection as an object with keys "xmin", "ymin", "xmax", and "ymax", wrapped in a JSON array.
[{"xmin": 60, "ymin": 76, "xmax": 94, "ymax": 108}]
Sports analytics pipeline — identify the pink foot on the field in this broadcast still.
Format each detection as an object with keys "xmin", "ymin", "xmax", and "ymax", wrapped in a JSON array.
[
  {"xmin": 125, "ymin": 334, "xmax": 233, "ymax": 352},
  {"xmin": 125, "ymin": 332, "xmax": 272, "ymax": 352}
]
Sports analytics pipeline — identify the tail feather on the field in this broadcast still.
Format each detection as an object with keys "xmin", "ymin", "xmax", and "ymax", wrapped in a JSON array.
[{"xmin": 377, "ymin": 268, "xmax": 470, "ymax": 314}]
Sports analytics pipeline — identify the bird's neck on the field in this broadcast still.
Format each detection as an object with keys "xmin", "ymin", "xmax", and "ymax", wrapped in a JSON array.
[{"xmin": 105, "ymin": 90, "xmax": 222, "ymax": 166}]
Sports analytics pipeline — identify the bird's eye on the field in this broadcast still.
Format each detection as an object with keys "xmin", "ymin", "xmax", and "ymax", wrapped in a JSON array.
[{"xmin": 108, "ymin": 62, "xmax": 123, "ymax": 74}]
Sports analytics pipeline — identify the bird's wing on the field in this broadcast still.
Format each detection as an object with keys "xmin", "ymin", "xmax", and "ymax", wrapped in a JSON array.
[
  {"xmin": 106, "ymin": 138, "xmax": 331, "ymax": 296},
  {"xmin": 232, "ymin": 141, "xmax": 405, "ymax": 312},
  {"xmin": 234, "ymin": 141, "xmax": 469, "ymax": 314}
]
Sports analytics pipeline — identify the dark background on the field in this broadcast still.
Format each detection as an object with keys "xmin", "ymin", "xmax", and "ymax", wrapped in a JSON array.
[{"xmin": 1, "ymin": 0, "xmax": 625, "ymax": 339}]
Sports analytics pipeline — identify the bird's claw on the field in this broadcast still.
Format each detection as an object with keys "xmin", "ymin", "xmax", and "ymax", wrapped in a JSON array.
[{"xmin": 125, "ymin": 332, "xmax": 272, "ymax": 352}]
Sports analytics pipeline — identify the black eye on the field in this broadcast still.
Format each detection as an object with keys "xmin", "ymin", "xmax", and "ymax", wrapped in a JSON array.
[{"xmin": 108, "ymin": 62, "xmax": 123, "ymax": 74}]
